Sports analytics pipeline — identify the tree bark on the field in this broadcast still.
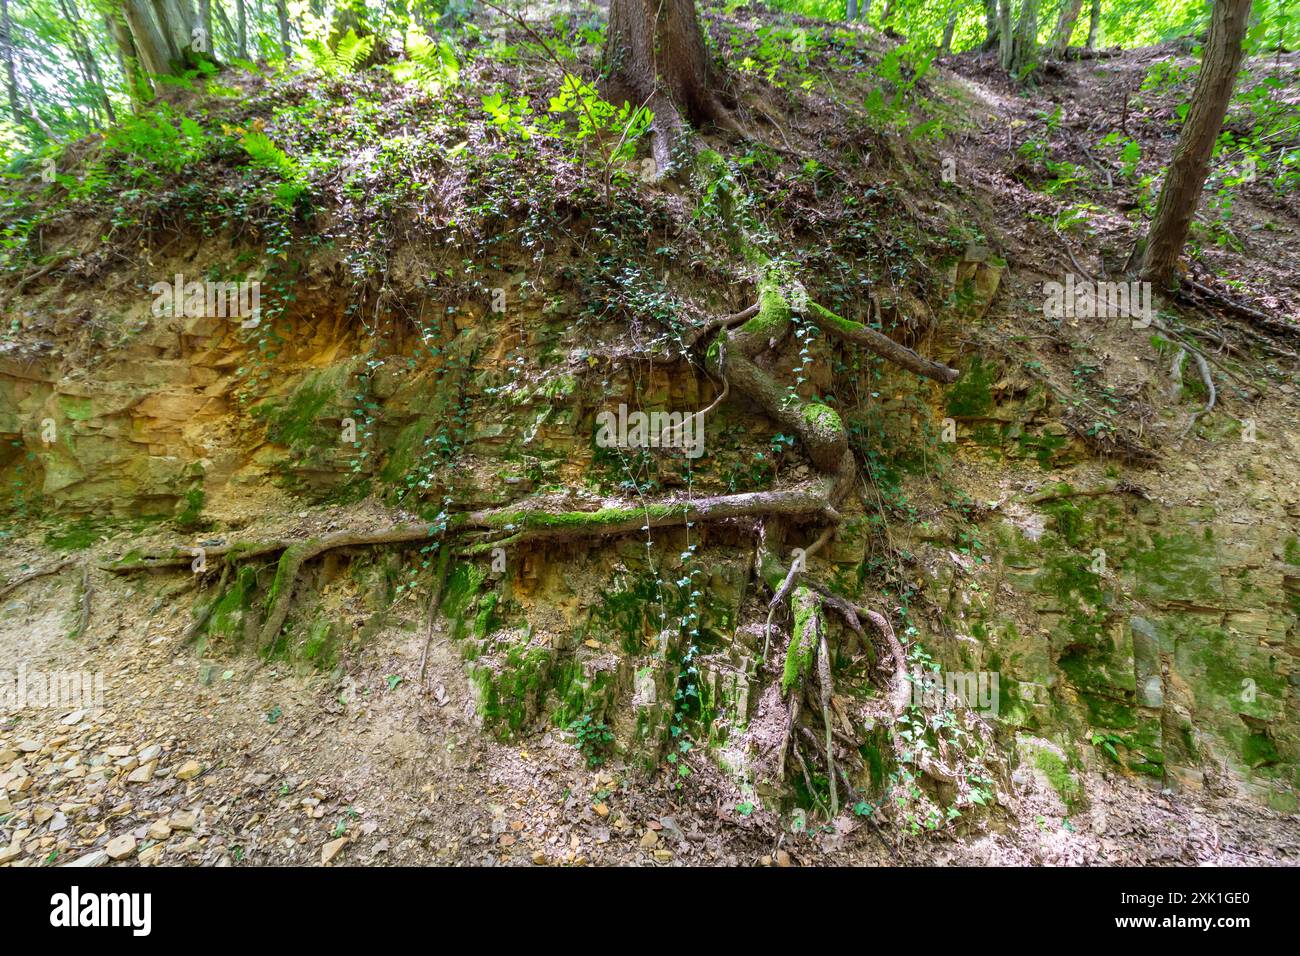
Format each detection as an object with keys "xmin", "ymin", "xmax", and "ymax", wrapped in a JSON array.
[
  {"xmin": 981, "ymin": 0, "xmax": 1001, "ymax": 52},
  {"xmin": 107, "ymin": 10, "xmax": 149, "ymax": 103},
  {"xmin": 198, "ymin": 0, "xmax": 213, "ymax": 53},
  {"xmin": 1140, "ymin": 0, "xmax": 1251, "ymax": 288},
  {"xmin": 236, "ymin": 0, "xmax": 247, "ymax": 58},
  {"xmin": 604, "ymin": 0, "xmax": 735, "ymax": 175},
  {"xmin": 1008, "ymin": 0, "xmax": 1039, "ymax": 78},
  {"xmin": 1050, "ymin": 0, "xmax": 1084, "ymax": 55},
  {"xmin": 275, "ymin": 0, "xmax": 291, "ymax": 59},
  {"xmin": 997, "ymin": 0, "xmax": 1013, "ymax": 68},
  {"xmin": 122, "ymin": 0, "xmax": 178, "ymax": 76},
  {"xmin": 1, "ymin": 0, "xmax": 23, "ymax": 124},
  {"xmin": 941, "ymin": 6, "xmax": 958, "ymax": 54},
  {"xmin": 1086, "ymin": 0, "xmax": 1101, "ymax": 50}
]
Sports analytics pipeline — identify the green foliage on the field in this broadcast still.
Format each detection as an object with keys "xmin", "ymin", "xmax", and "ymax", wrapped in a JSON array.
[
  {"xmin": 482, "ymin": 90, "xmax": 540, "ymax": 141},
  {"xmin": 304, "ymin": 28, "xmax": 376, "ymax": 78},
  {"xmin": 568, "ymin": 713, "xmax": 614, "ymax": 768},
  {"xmin": 546, "ymin": 75, "xmax": 653, "ymax": 171},
  {"xmin": 103, "ymin": 107, "xmax": 209, "ymax": 176},
  {"xmin": 388, "ymin": 30, "xmax": 461, "ymax": 94},
  {"xmin": 239, "ymin": 131, "xmax": 308, "ymax": 209}
]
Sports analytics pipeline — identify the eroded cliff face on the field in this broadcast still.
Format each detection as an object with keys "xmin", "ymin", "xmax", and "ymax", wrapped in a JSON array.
[{"xmin": 2, "ymin": 224, "xmax": 1294, "ymax": 822}]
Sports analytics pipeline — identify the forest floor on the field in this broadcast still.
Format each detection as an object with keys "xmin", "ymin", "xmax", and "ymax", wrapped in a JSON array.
[{"xmin": 3, "ymin": 26, "xmax": 1300, "ymax": 866}]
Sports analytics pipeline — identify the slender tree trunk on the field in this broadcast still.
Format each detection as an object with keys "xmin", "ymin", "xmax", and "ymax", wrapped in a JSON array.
[
  {"xmin": 1086, "ymin": 0, "xmax": 1101, "ymax": 50},
  {"xmin": 1012, "ymin": 0, "xmax": 1039, "ymax": 75},
  {"xmin": 236, "ymin": 0, "xmax": 247, "ymax": 57},
  {"xmin": 0, "ymin": 0, "xmax": 21, "ymax": 124},
  {"xmin": 604, "ymin": 0, "xmax": 735, "ymax": 175},
  {"xmin": 212, "ymin": 0, "xmax": 236, "ymax": 54},
  {"xmin": 1050, "ymin": 0, "xmax": 1084, "ymax": 55},
  {"xmin": 848, "ymin": 0, "xmax": 858, "ymax": 22},
  {"xmin": 61, "ymin": 0, "xmax": 117, "ymax": 123},
  {"xmin": 981, "ymin": 0, "xmax": 1001, "ymax": 52},
  {"xmin": 998, "ymin": 0, "xmax": 1014, "ymax": 68},
  {"xmin": 941, "ymin": 5, "xmax": 958, "ymax": 54},
  {"xmin": 1001, "ymin": 0, "xmax": 1038, "ymax": 77},
  {"xmin": 107, "ymin": 10, "xmax": 149, "ymax": 105},
  {"xmin": 1140, "ymin": 0, "xmax": 1252, "ymax": 288},
  {"xmin": 275, "ymin": 0, "xmax": 291, "ymax": 59}
]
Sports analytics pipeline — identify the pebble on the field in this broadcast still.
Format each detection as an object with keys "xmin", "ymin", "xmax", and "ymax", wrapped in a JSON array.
[
  {"xmin": 126, "ymin": 760, "xmax": 157, "ymax": 784},
  {"xmin": 106, "ymin": 835, "xmax": 137, "ymax": 860},
  {"xmin": 138, "ymin": 844, "xmax": 164, "ymax": 865},
  {"xmin": 147, "ymin": 820, "xmax": 172, "ymax": 841},
  {"xmin": 175, "ymin": 760, "xmax": 202, "ymax": 781},
  {"xmin": 321, "ymin": 837, "xmax": 348, "ymax": 865}
]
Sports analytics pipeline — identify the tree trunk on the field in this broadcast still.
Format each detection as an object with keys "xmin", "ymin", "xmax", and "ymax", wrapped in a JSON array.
[
  {"xmin": 1011, "ymin": 0, "xmax": 1038, "ymax": 76},
  {"xmin": 107, "ymin": 10, "xmax": 149, "ymax": 105},
  {"xmin": 275, "ymin": 0, "xmax": 291, "ymax": 59},
  {"xmin": 56, "ymin": 0, "xmax": 116, "ymax": 124},
  {"xmin": 1, "ymin": 0, "xmax": 23, "ymax": 124},
  {"xmin": 198, "ymin": 0, "xmax": 213, "ymax": 53},
  {"xmin": 122, "ymin": 0, "xmax": 178, "ymax": 76},
  {"xmin": 1086, "ymin": 0, "xmax": 1101, "ymax": 50},
  {"xmin": 1140, "ymin": 0, "xmax": 1252, "ymax": 288},
  {"xmin": 941, "ymin": 6, "xmax": 958, "ymax": 54},
  {"xmin": 997, "ymin": 0, "xmax": 1013, "ymax": 68},
  {"xmin": 981, "ymin": 0, "xmax": 1001, "ymax": 52},
  {"xmin": 236, "ymin": 0, "xmax": 247, "ymax": 58},
  {"xmin": 847, "ymin": 0, "xmax": 858, "ymax": 22},
  {"xmin": 604, "ymin": 0, "xmax": 735, "ymax": 175},
  {"xmin": 154, "ymin": 0, "xmax": 195, "ymax": 62},
  {"xmin": 1050, "ymin": 0, "xmax": 1084, "ymax": 55}
]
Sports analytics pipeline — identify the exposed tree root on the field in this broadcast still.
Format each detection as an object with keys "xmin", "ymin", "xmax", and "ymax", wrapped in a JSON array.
[
  {"xmin": 1181, "ymin": 348, "xmax": 1217, "ymax": 437},
  {"xmin": 185, "ymin": 563, "xmax": 231, "ymax": 644},
  {"xmin": 1019, "ymin": 479, "xmax": 1149, "ymax": 505},
  {"xmin": 0, "ymin": 558, "xmax": 76, "ymax": 600},
  {"xmin": 418, "ymin": 544, "xmax": 452, "ymax": 686},
  {"xmin": 69, "ymin": 561, "xmax": 92, "ymax": 640},
  {"xmin": 812, "ymin": 303, "xmax": 960, "ymax": 383},
  {"xmin": 1181, "ymin": 278, "xmax": 1300, "ymax": 344},
  {"xmin": 93, "ymin": 228, "xmax": 960, "ymax": 826}
]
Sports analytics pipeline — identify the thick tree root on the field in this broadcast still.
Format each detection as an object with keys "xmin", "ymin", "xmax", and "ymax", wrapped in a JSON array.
[
  {"xmin": 812, "ymin": 303, "xmax": 959, "ymax": 383},
  {"xmin": 95, "ymin": 250, "xmax": 957, "ymax": 827},
  {"xmin": 0, "ymin": 559, "xmax": 76, "ymax": 600}
]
